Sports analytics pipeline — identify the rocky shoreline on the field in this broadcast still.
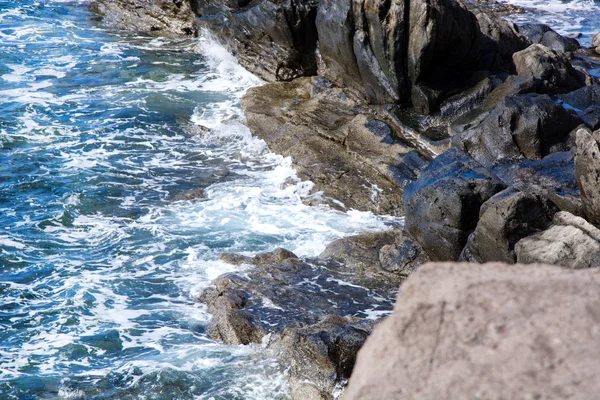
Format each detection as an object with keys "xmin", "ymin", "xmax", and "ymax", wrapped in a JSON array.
[{"xmin": 90, "ymin": 0, "xmax": 600, "ymax": 398}]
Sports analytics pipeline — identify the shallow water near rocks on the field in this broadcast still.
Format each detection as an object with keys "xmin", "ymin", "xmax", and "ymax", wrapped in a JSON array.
[
  {"xmin": 0, "ymin": 1, "xmax": 399, "ymax": 398},
  {"xmin": 1, "ymin": 0, "xmax": 599, "ymax": 398}
]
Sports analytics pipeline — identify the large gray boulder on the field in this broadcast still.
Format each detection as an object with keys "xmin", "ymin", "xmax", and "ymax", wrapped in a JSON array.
[
  {"xmin": 515, "ymin": 211, "xmax": 600, "ymax": 268},
  {"xmin": 452, "ymin": 93, "xmax": 582, "ymax": 165},
  {"xmin": 513, "ymin": 44, "xmax": 596, "ymax": 94},
  {"xmin": 90, "ymin": 0, "xmax": 197, "ymax": 36},
  {"xmin": 574, "ymin": 127, "xmax": 600, "ymax": 224},
  {"xmin": 344, "ymin": 262, "xmax": 600, "ymax": 399},
  {"xmin": 403, "ymin": 148, "xmax": 506, "ymax": 261}
]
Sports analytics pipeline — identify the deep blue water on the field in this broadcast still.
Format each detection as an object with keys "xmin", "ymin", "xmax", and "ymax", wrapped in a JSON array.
[
  {"xmin": 0, "ymin": 0, "xmax": 598, "ymax": 398},
  {"xmin": 0, "ymin": 1, "xmax": 395, "ymax": 398}
]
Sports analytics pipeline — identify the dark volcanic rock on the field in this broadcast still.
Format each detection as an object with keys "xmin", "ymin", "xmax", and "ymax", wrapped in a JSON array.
[
  {"xmin": 452, "ymin": 93, "xmax": 582, "ymax": 165},
  {"xmin": 344, "ymin": 262, "xmax": 600, "ymax": 399},
  {"xmin": 519, "ymin": 23, "xmax": 580, "ymax": 53},
  {"xmin": 463, "ymin": 187, "xmax": 557, "ymax": 263},
  {"xmin": 403, "ymin": 148, "xmax": 506, "ymax": 261},
  {"xmin": 491, "ymin": 151, "xmax": 584, "ymax": 216},
  {"xmin": 199, "ymin": 251, "xmax": 395, "ymax": 345},
  {"xmin": 320, "ymin": 230, "xmax": 430, "ymax": 283},
  {"xmin": 90, "ymin": 0, "xmax": 197, "ymax": 36},
  {"xmin": 575, "ymin": 126, "xmax": 600, "ymax": 224},
  {"xmin": 513, "ymin": 44, "xmax": 596, "ymax": 94},
  {"xmin": 473, "ymin": 11, "xmax": 530, "ymax": 71},
  {"xmin": 516, "ymin": 211, "xmax": 600, "ymax": 268},
  {"xmin": 317, "ymin": 0, "xmax": 480, "ymax": 108},
  {"xmin": 273, "ymin": 315, "xmax": 372, "ymax": 400},
  {"xmin": 559, "ymin": 86, "xmax": 600, "ymax": 129},
  {"xmin": 197, "ymin": 0, "xmax": 319, "ymax": 81}
]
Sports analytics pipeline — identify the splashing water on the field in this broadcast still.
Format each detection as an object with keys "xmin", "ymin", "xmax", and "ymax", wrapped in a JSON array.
[{"xmin": 0, "ymin": 1, "xmax": 399, "ymax": 398}]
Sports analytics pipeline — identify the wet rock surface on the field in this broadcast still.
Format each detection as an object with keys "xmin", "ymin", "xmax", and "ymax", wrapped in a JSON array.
[
  {"xmin": 344, "ymin": 262, "xmax": 600, "ymax": 399},
  {"xmin": 403, "ymin": 148, "xmax": 506, "ymax": 261},
  {"xmin": 90, "ymin": 0, "xmax": 197, "ymax": 36},
  {"xmin": 452, "ymin": 93, "xmax": 582, "ymax": 164},
  {"xmin": 198, "ymin": 238, "xmax": 416, "ymax": 397},
  {"xmin": 241, "ymin": 77, "xmax": 433, "ymax": 214}
]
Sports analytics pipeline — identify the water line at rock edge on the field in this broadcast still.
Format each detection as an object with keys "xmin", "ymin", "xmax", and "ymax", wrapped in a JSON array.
[{"xmin": 0, "ymin": 2, "xmax": 401, "ymax": 398}]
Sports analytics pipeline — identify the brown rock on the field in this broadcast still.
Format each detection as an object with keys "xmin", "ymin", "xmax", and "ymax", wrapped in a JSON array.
[
  {"xmin": 575, "ymin": 126, "xmax": 600, "ymax": 224},
  {"xmin": 344, "ymin": 262, "xmax": 600, "ymax": 399}
]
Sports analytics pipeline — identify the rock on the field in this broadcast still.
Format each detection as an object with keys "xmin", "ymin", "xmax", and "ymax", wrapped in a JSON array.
[
  {"xmin": 519, "ymin": 23, "xmax": 580, "ymax": 53},
  {"xmin": 320, "ymin": 230, "xmax": 430, "ymax": 283},
  {"xmin": 198, "ymin": 250, "xmax": 396, "ymax": 345},
  {"xmin": 439, "ymin": 75, "xmax": 494, "ymax": 119},
  {"xmin": 515, "ymin": 211, "xmax": 600, "ymax": 268},
  {"xmin": 197, "ymin": 0, "xmax": 319, "ymax": 81},
  {"xmin": 316, "ymin": 0, "xmax": 480, "ymax": 108},
  {"xmin": 474, "ymin": 11, "xmax": 530, "ymax": 71},
  {"xmin": 464, "ymin": 187, "xmax": 557, "ymax": 263},
  {"xmin": 344, "ymin": 261, "xmax": 600, "ymax": 399},
  {"xmin": 407, "ymin": 0, "xmax": 480, "ymax": 111},
  {"xmin": 593, "ymin": 32, "xmax": 600, "ymax": 54},
  {"xmin": 273, "ymin": 315, "xmax": 372, "ymax": 400},
  {"xmin": 558, "ymin": 85, "xmax": 600, "ymax": 110},
  {"xmin": 171, "ymin": 187, "xmax": 206, "ymax": 201},
  {"xmin": 575, "ymin": 126, "xmax": 600, "ymax": 224},
  {"xmin": 403, "ymin": 148, "xmax": 506, "ymax": 261},
  {"xmin": 452, "ymin": 93, "xmax": 582, "ymax": 165},
  {"xmin": 512, "ymin": 44, "xmax": 595, "ymax": 94},
  {"xmin": 89, "ymin": 0, "xmax": 197, "ymax": 36},
  {"xmin": 491, "ymin": 151, "xmax": 584, "ymax": 217},
  {"xmin": 241, "ymin": 77, "xmax": 431, "ymax": 214},
  {"xmin": 558, "ymin": 86, "xmax": 600, "ymax": 129}
]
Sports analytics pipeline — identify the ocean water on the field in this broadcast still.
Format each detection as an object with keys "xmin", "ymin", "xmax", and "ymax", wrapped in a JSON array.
[
  {"xmin": 496, "ymin": 0, "xmax": 600, "ymax": 46},
  {"xmin": 1, "ymin": 0, "xmax": 599, "ymax": 399},
  {"xmin": 0, "ymin": 1, "xmax": 399, "ymax": 398}
]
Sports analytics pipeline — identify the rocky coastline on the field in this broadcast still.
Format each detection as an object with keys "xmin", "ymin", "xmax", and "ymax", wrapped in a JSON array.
[{"xmin": 90, "ymin": 0, "xmax": 600, "ymax": 398}]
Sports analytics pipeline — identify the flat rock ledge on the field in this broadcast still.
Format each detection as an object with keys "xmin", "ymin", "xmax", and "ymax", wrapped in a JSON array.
[
  {"xmin": 198, "ymin": 230, "xmax": 429, "ymax": 400},
  {"xmin": 344, "ymin": 262, "xmax": 600, "ymax": 400}
]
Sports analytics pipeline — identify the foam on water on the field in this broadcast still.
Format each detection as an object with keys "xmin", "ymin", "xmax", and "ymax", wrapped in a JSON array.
[
  {"xmin": 0, "ymin": 1, "xmax": 398, "ymax": 398},
  {"xmin": 496, "ymin": 0, "xmax": 600, "ymax": 45}
]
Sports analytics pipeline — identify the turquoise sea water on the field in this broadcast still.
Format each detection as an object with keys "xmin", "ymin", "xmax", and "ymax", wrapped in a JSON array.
[
  {"xmin": 0, "ymin": 0, "xmax": 598, "ymax": 398},
  {"xmin": 0, "ymin": 1, "xmax": 396, "ymax": 398}
]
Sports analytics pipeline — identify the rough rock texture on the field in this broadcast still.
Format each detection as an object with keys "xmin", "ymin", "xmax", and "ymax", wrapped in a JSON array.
[
  {"xmin": 473, "ymin": 11, "xmax": 530, "ymax": 71},
  {"xmin": 593, "ymin": 32, "xmax": 600, "ymax": 54},
  {"xmin": 462, "ymin": 187, "xmax": 557, "ymax": 263},
  {"xmin": 403, "ymin": 148, "xmax": 506, "ymax": 261},
  {"xmin": 196, "ymin": 0, "xmax": 319, "ymax": 81},
  {"xmin": 199, "ymin": 237, "xmax": 424, "ymax": 398},
  {"xmin": 513, "ymin": 44, "xmax": 596, "ymax": 94},
  {"xmin": 199, "ymin": 248, "xmax": 396, "ymax": 345},
  {"xmin": 344, "ymin": 261, "xmax": 600, "ymax": 400},
  {"xmin": 90, "ymin": 0, "xmax": 197, "ymax": 36},
  {"xmin": 242, "ymin": 77, "xmax": 432, "ymax": 214},
  {"xmin": 272, "ymin": 315, "xmax": 373, "ymax": 400},
  {"xmin": 320, "ymin": 230, "xmax": 430, "ymax": 282},
  {"xmin": 452, "ymin": 93, "xmax": 582, "ymax": 165},
  {"xmin": 559, "ymin": 86, "xmax": 600, "ymax": 129},
  {"xmin": 491, "ymin": 151, "xmax": 584, "ymax": 217},
  {"xmin": 519, "ymin": 23, "xmax": 580, "ymax": 53},
  {"xmin": 515, "ymin": 211, "xmax": 600, "ymax": 268},
  {"xmin": 574, "ymin": 126, "xmax": 600, "ymax": 224}
]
